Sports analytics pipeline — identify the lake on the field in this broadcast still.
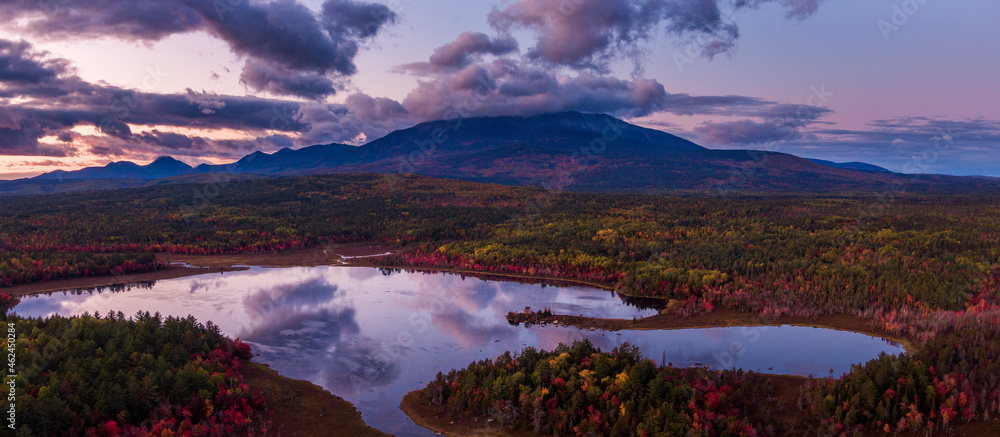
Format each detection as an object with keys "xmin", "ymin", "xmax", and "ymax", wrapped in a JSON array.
[{"xmin": 13, "ymin": 266, "xmax": 905, "ymax": 436}]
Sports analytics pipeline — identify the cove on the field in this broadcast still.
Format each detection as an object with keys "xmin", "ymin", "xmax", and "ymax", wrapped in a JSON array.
[{"xmin": 12, "ymin": 266, "xmax": 905, "ymax": 436}]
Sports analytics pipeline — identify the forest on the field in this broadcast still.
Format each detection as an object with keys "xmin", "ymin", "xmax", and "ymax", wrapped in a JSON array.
[
  {"xmin": 421, "ymin": 340, "xmax": 776, "ymax": 436},
  {"xmin": 1, "ymin": 173, "xmax": 998, "ymax": 435},
  {"xmin": 1, "ymin": 309, "xmax": 269, "ymax": 436}
]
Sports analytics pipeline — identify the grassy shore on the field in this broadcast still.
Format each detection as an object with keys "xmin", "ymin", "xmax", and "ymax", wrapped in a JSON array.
[{"xmin": 242, "ymin": 362, "xmax": 388, "ymax": 437}]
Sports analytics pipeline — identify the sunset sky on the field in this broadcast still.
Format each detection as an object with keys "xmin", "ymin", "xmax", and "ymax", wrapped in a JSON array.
[{"xmin": 1, "ymin": 0, "xmax": 997, "ymax": 179}]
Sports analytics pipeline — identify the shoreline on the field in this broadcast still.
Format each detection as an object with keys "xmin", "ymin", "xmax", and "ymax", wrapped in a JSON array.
[
  {"xmin": 400, "ymin": 391, "xmax": 540, "ymax": 437},
  {"xmin": 508, "ymin": 310, "xmax": 916, "ymax": 355},
  {"xmin": 2, "ymin": 243, "xmax": 392, "ymax": 298},
  {"xmin": 6, "ymin": 249, "xmax": 930, "ymax": 436},
  {"xmin": 242, "ymin": 361, "xmax": 388, "ymax": 437},
  {"xmin": 372, "ymin": 264, "xmax": 619, "ymax": 292}
]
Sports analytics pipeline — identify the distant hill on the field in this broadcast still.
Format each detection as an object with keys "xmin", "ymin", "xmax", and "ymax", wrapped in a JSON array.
[
  {"xmin": 192, "ymin": 143, "xmax": 355, "ymax": 175},
  {"xmin": 808, "ymin": 159, "xmax": 890, "ymax": 173},
  {"xmin": 34, "ymin": 156, "xmax": 192, "ymax": 180},
  {"xmin": 13, "ymin": 112, "xmax": 1000, "ymax": 195}
]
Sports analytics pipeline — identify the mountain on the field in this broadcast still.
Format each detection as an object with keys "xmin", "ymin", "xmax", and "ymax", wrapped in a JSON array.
[
  {"xmin": 34, "ymin": 156, "xmax": 192, "ymax": 180},
  {"xmin": 192, "ymin": 143, "xmax": 354, "ymax": 175},
  {"xmin": 15, "ymin": 112, "xmax": 1000, "ymax": 194},
  {"xmin": 808, "ymin": 159, "xmax": 890, "ymax": 172}
]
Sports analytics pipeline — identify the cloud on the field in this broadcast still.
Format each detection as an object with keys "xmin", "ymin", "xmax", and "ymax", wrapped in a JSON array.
[
  {"xmin": 0, "ymin": 0, "xmax": 202, "ymax": 41},
  {"xmin": 394, "ymin": 32, "xmax": 519, "ymax": 76},
  {"xmin": 0, "ymin": 0, "xmax": 398, "ymax": 99},
  {"xmin": 429, "ymin": 32, "xmax": 519, "ymax": 69},
  {"xmin": 394, "ymin": 48, "xmax": 833, "ymax": 124},
  {"xmin": 0, "ymin": 38, "xmax": 323, "ymax": 158},
  {"xmin": 18, "ymin": 160, "xmax": 62, "ymax": 167},
  {"xmin": 382, "ymin": 0, "xmax": 835, "ymax": 124},
  {"xmin": 238, "ymin": 58, "xmax": 339, "ymax": 100},
  {"xmin": 756, "ymin": 117, "xmax": 1000, "ymax": 176},
  {"xmin": 321, "ymin": 0, "xmax": 397, "ymax": 39},
  {"xmin": 0, "ymin": 0, "xmax": 845, "ymax": 162},
  {"xmin": 400, "ymin": 64, "xmax": 671, "ymax": 121},
  {"xmin": 816, "ymin": 118, "xmax": 1000, "ymax": 145},
  {"xmin": 486, "ymin": 0, "xmax": 828, "ymax": 70},
  {"xmin": 0, "ymin": 107, "xmax": 21, "ymax": 130},
  {"xmin": 0, "ymin": 39, "xmax": 71, "ymax": 84},
  {"xmin": 294, "ymin": 94, "xmax": 410, "ymax": 145},
  {"xmin": 737, "ymin": 0, "xmax": 826, "ymax": 20},
  {"xmin": 694, "ymin": 119, "xmax": 800, "ymax": 145},
  {"xmin": 488, "ymin": 0, "xmax": 668, "ymax": 70}
]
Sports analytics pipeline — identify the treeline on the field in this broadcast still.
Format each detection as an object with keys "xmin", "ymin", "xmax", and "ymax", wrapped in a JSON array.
[
  {"xmin": 3, "ymin": 174, "xmax": 997, "ymax": 319},
  {"xmin": 0, "ymin": 174, "xmax": 527, "ymax": 289},
  {"xmin": 0, "ymin": 251, "xmax": 160, "ymax": 287},
  {"xmin": 424, "ymin": 340, "xmax": 776, "ymax": 436},
  {"xmin": 4, "ymin": 311, "xmax": 270, "ymax": 436},
  {"xmin": 387, "ymin": 195, "xmax": 1000, "ymax": 316},
  {"xmin": 795, "ymin": 301, "xmax": 1000, "ymax": 435}
]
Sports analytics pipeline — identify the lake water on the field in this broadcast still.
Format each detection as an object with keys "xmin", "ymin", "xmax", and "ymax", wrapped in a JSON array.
[{"xmin": 13, "ymin": 266, "xmax": 905, "ymax": 436}]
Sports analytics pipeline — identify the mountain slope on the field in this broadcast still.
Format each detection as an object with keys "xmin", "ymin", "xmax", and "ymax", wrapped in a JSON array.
[
  {"xmin": 193, "ymin": 143, "xmax": 355, "ymax": 175},
  {"xmin": 18, "ymin": 112, "xmax": 999, "ymax": 194},
  {"xmin": 808, "ymin": 159, "xmax": 890, "ymax": 172},
  {"xmin": 34, "ymin": 157, "xmax": 192, "ymax": 180}
]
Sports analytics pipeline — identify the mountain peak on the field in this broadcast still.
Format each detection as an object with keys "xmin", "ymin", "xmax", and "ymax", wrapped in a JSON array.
[{"xmin": 150, "ymin": 156, "xmax": 184, "ymax": 164}]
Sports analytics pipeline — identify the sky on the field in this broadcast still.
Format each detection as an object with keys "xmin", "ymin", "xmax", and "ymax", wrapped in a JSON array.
[{"xmin": 0, "ymin": 0, "xmax": 997, "ymax": 179}]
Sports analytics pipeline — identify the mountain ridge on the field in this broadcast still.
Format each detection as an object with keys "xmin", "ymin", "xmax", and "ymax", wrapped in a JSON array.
[{"xmin": 11, "ymin": 111, "xmax": 998, "ymax": 194}]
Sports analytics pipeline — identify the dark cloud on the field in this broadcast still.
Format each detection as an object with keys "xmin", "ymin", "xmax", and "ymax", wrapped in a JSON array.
[
  {"xmin": 381, "ymin": 0, "xmax": 834, "ymax": 124},
  {"xmin": 0, "ymin": 107, "xmax": 21, "ymax": 130},
  {"xmin": 400, "ymin": 65, "xmax": 670, "ymax": 121},
  {"xmin": 321, "ymin": 0, "xmax": 398, "ymax": 39},
  {"xmin": 239, "ymin": 58, "xmax": 338, "ymax": 100},
  {"xmin": 429, "ymin": 32, "xmax": 519, "ymax": 69},
  {"xmin": 485, "ymin": 0, "xmax": 828, "ymax": 70},
  {"xmin": 0, "ymin": 0, "xmax": 202, "ymax": 41},
  {"xmin": 134, "ymin": 130, "xmax": 209, "ymax": 151},
  {"xmin": 663, "ymin": 95, "xmax": 832, "ymax": 121},
  {"xmin": 19, "ymin": 160, "xmax": 62, "ymax": 167},
  {"xmin": 0, "ymin": 39, "xmax": 70, "ymax": 84},
  {"xmin": 0, "ymin": 38, "xmax": 322, "ymax": 158},
  {"xmin": 488, "ymin": 0, "xmax": 667, "ymax": 70},
  {"xmin": 294, "ymin": 94, "xmax": 410, "ymax": 145},
  {"xmin": 737, "ymin": 0, "xmax": 825, "ymax": 20},
  {"xmin": 394, "ymin": 50, "xmax": 832, "ymax": 124},
  {"xmin": 661, "ymin": 0, "xmax": 740, "ymax": 57},
  {"xmin": 182, "ymin": 0, "xmax": 395, "ymax": 98},
  {"xmin": 0, "ymin": 1, "xmax": 846, "ymax": 161},
  {"xmin": 694, "ymin": 119, "xmax": 800, "ymax": 145},
  {"xmin": 393, "ymin": 32, "xmax": 519, "ymax": 76},
  {"xmin": 0, "ymin": 0, "xmax": 397, "ymax": 99}
]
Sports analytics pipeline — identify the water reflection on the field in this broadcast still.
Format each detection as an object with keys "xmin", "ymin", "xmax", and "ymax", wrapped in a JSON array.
[{"xmin": 13, "ymin": 266, "xmax": 903, "ymax": 436}]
